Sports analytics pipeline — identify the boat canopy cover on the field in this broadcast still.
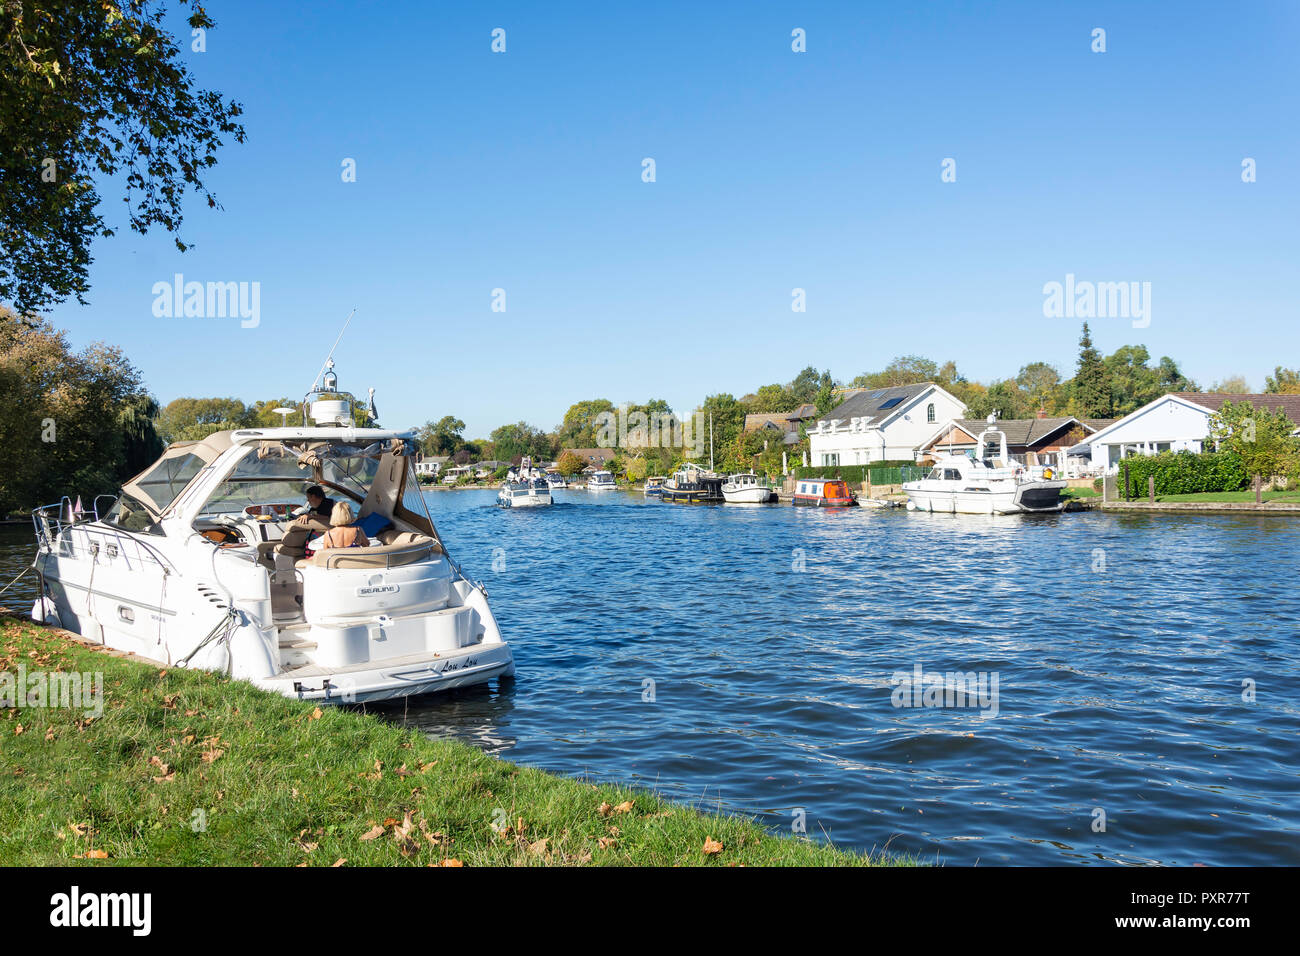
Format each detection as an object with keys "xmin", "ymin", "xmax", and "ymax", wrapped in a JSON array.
[{"xmin": 119, "ymin": 432, "xmax": 235, "ymax": 515}]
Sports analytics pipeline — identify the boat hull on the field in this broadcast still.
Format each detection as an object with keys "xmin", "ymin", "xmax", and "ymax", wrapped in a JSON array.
[
  {"xmin": 722, "ymin": 487, "xmax": 774, "ymax": 503},
  {"xmin": 904, "ymin": 483, "xmax": 1066, "ymax": 514}
]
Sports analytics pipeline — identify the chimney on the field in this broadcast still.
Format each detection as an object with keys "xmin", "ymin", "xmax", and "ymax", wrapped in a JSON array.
[{"xmin": 1036, "ymin": 407, "xmax": 1048, "ymax": 419}]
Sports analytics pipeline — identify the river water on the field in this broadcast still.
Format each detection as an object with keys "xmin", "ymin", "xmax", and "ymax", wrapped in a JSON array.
[{"xmin": 3, "ymin": 492, "xmax": 1297, "ymax": 865}]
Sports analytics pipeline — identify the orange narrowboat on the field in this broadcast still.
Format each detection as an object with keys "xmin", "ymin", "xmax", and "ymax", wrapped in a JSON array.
[{"xmin": 792, "ymin": 478, "xmax": 857, "ymax": 507}]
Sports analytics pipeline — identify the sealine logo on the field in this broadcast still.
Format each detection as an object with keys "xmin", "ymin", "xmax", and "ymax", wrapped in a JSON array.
[
  {"xmin": 357, "ymin": 583, "xmax": 399, "ymax": 597},
  {"xmin": 49, "ymin": 886, "xmax": 152, "ymax": 936}
]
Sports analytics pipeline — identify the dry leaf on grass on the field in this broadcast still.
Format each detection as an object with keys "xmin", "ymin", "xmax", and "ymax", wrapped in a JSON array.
[
  {"xmin": 75, "ymin": 849, "xmax": 108, "ymax": 860},
  {"xmin": 307, "ymin": 707, "xmax": 323, "ymax": 721},
  {"xmin": 613, "ymin": 801, "xmax": 634, "ymax": 814},
  {"xmin": 702, "ymin": 837, "xmax": 724, "ymax": 856},
  {"xmin": 359, "ymin": 824, "xmax": 385, "ymax": 842}
]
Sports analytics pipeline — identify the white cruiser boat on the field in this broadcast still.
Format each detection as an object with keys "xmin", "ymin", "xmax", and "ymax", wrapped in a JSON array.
[
  {"xmin": 545, "ymin": 472, "xmax": 567, "ymax": 490},
  {"xmin": 903, "ymin": 418, "xmax": 1067, "ymax": 515},
  {"xmin": 30, "ymin": 364, "xmax": 513, "ymax": 703},
  {"xmin": 497, "ymin": 477, "xmax": 552, "ymax": 508},
  {"xmin": 721, "ymin": 472, "xmax": 775, "ymax": 503},
  {"xmin": 586, "ymin": 470, "xmax": 616, "ymax": 491}
]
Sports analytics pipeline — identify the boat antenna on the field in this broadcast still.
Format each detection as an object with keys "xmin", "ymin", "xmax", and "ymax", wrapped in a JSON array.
[{"xmin": 309, "ymin": 308, "xmax": 357, "ymax": 394}]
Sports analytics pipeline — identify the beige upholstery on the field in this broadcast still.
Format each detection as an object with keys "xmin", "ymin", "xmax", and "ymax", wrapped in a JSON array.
[{"xmin": 295, "ymin": 534, "xmax": 441, "ymax": 570}]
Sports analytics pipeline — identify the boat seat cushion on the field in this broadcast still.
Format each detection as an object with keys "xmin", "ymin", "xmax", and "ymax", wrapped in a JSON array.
[{"xmin": 295, "ymin": 534, "xmax": 440, "ymax": 569}]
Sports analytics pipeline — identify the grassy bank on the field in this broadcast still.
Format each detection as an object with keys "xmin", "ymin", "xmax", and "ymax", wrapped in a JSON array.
[{"xmin": 0, "ymin": 614, "xmax": 901, "ymax": 867}]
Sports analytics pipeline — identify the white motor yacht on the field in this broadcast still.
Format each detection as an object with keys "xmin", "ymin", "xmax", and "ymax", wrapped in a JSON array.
[
  {"xmin": 903, "ymin": 417, "xmax": 1067, "ymax": 514},
  {"xmin": 721, "ymin": 472, "xmax": 775, "ymax": 503},
  {"xmin": 586, "ymin": 470, "xmax": 616, "ymax": 491},
  {"xmin": 30, "ymin": 364, "xmax": 514, "ymax": 703},
  {"xmin": 497, "ymin": 477, "xmax": 552, "ymax": 508}
]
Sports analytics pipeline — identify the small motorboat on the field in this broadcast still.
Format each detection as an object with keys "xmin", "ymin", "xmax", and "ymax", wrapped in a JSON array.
[
  {"xmin": 545, "ymin": 472, "xmax": 567, "ymax": 490},
  {"xmin": 643, "ymin": 476, "xmax": 666, "ymax": 497},
  {"xmin": 660, "ymin": 465, "xmax": 724, "ymax": 503},
  {"xmin": 721, "ymin": 472, "xmax": 775, "ymax": 503},
  {"xmin": 903, "ymin": 417, "xmax": 1067, "ymax": 514},
  {"xmin": 792, "ymin": 477, "xmax": 857, "ymax": 507},
  {"xmin": 586, "ymin": 470, "xmax": 617, "ymax": 491},
  {"xmin": 497, "ymin": 477, "xmax": 553, "ymax": 508}
]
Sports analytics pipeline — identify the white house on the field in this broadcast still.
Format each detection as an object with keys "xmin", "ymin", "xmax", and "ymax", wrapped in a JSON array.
[
  {"xmin": 809, "ymin": 383, "xmax": 967, "ymax": 466},
  {"xmin": 1070, "ymin": 392, "xmax": 1300, "ymax": 473},
  {"xmin": 414, "ymin": 455, "xmax": 449, "ymax": 478}
]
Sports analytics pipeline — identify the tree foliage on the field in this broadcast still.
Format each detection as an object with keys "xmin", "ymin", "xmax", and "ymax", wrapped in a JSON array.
[
  {"xmin": 0, "ymin": 308, "xmax": 159, "ymax": 512},
  {"xmin": 1, "ymin": 0, "xmax": 246, "ymax": 314}
]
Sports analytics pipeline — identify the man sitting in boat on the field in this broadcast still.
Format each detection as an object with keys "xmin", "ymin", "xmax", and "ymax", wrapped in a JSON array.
[
  {"xmin": 314, "ymin": 501, "xmax": 370, "ymax": 551},
  {"xmin": 270, "ymin": 485, "xmax": 336, "ymax": 560}
]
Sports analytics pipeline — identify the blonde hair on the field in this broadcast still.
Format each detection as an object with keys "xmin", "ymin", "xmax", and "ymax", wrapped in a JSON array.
[{"xmin": 330, "ymin": 501, "xmax": 355, "ymax": 527}]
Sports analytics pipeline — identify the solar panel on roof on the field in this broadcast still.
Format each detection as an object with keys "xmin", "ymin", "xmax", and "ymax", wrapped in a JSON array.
[{"xmin": 879, "ymin": 397, "xmax": 904, "ymax": 409}]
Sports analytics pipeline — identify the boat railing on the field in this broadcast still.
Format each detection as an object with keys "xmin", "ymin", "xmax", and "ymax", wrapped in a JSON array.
[{"xmin": 31, "ymin": 501, "xmax": 178, "ymax": 573}]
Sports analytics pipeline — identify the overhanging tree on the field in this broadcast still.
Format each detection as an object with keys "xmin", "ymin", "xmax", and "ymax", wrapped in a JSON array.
[{"xmin": 1, "ymin": 0, "xmax": 245, "ymax": 315}]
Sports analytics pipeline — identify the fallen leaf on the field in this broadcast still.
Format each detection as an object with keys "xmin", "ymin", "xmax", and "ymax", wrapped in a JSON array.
[
  {"xmin": 331, "ymin": 858, "xmax": 346, "ymax": 867},
  {"xmin": 75, "ymin": 849, "xmax": 108, "ymax": 860},
  {"xmin": 436, "ymin": 858, "xmax": 464, "ymax": 867},
  {"xmin": 702, "ymin": 837, "xmax": 724, "ymax": 856},
  {"xmin": 613, "ymin": 801, "xmax": 634, "ymax": 814},
  {"xmin": 597, "ymin": 837, "xmax": 617, "ymax": 850},
  {"xmin": 597, "ymin": 802, "xmax": 613, "ymax": 817},
  {"xmin": 307, "ymin": 707, "xmax": 323, "ymax": 721},
  {"xmin": 359, "ymin": 825, "xmax": 385, "ymax": 842},
  {"xmin": 528, "ymin": 838, "xmax": 549, "ymax": 855}
]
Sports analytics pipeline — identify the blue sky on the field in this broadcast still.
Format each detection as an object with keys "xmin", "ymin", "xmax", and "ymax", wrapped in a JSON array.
[{"xmin": 45, "ymin": 1, "xmax": 1300, "ymax": 437}]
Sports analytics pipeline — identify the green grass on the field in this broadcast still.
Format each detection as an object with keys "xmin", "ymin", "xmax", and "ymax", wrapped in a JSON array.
[
  {"xmin": 1063, "ymin": 487, "xmax": 1100, "ymax": 499},
  {"xmin": 0, "ymin": 616, "xmax": 908, "ymax": 867}
]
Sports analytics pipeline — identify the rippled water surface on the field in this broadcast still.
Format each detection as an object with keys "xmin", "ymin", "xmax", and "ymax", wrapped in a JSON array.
[{"xmin": 3, "ymin": 492, "xmax": 1297, "ymax": 865}]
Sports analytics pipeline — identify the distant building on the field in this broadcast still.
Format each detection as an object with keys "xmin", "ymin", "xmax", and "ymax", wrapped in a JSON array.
[
  {"xmin": 561, "ymin": 448, "xmax": 617, "ymax": 468},
  {"xmin": 414, "ymin": 455, "xmax": 449, "ymax": 477},
  {"xmin": 920, "ymin": 416, "xmax": 1100, "ymax": 467},
  {"xmin": 809, "ymin": 383, "xmax": 966, "ymax": 465},
  {"xmin": 1070, "ymin": 392, "xmax": 1300, "ymax": 472}
]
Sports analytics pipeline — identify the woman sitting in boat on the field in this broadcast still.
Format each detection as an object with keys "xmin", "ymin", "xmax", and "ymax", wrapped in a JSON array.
[{"xmin": 316, "ymin": 502, "xmax": 370, "ymax": 551}]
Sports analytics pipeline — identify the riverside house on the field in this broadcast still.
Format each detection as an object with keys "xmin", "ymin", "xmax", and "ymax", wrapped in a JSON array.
[
  {"xmin": 1068, "ymin": 392, "xmax": 1300, "ymax": 473},
  {"xmin": 919, "ymin": 415, "xmax": 1105, "ymax": 468},
  {"xmin": 809, "ymin": 383, "xmax": 966, "ymax": 466}
]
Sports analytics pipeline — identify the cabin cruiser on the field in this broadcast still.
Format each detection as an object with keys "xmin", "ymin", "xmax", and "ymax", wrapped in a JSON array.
[
  {"xmin": 904, "ymin": 418, "xmax": 1067, "ymax": 514},
  {"xmin": 642, "ymin": 476, "xmax": 666, "ymax": 497},
  {"xmin": 29, "ymin": 365, "xmax": 513, "ymax": 703},
  {"xmin": 586, "ymin": 470, "xmax": 616, "ymax": 491},
  {"xmin": 497, "ymin": 477, "xmax": 552, "ymax": 508},
  {"xmin": 660, "ymin": 464, "xmax": 724, "ymax": 503},
  {"xmin": 721, "ymin": 472, "xmax": 775, "ymax": 503},
  {"xmin": 545, "ymin": 472, "xmax": 567, "ymax": 490}
]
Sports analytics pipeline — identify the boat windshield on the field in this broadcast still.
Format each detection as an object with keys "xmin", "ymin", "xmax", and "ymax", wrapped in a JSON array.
[{"xmin": 194, "ymin": 442, "xmax": 389, "ymax": 516}]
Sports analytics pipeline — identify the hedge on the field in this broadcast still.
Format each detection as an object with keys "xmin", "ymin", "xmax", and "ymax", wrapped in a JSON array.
[
  {"xmin": 1119, "ymin": 450, "xmax": 1248, "ymax": 498},
  {"xmin": 793, "ymin": 461, "xmax": 927, "ymax": 484}
]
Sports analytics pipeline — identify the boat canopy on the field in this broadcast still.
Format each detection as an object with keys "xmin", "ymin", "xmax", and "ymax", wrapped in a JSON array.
[{"xmin": 119, "ymin": 432, "xmax": 235, "ymax": 516}]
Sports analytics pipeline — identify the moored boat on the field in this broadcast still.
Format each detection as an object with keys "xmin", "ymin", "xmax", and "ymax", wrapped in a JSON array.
[
  {"xmin": 660, "ymin": 465, "xmax": 724, "ymax": 503},
  {"xmin": 792, "ymin": 477, "xmax": 857, "ymax": 507},
  {"xmin": 903, "ymin": 417, "xmax": 1067, "ymax": 514},
  {"xmin": 721, "ymin": 472, "xmax": 775, "ymax": 503},
  {"xmin": 29, "ymin": 361, "xmax": 514, "ymax": 704},
  {"xmin": 586, "ymin": 470, "xmax": 617, "ymax": 491},
  {"xmin": 643, "ymin": 476, "xmax": 666, "ymax": 497}
]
